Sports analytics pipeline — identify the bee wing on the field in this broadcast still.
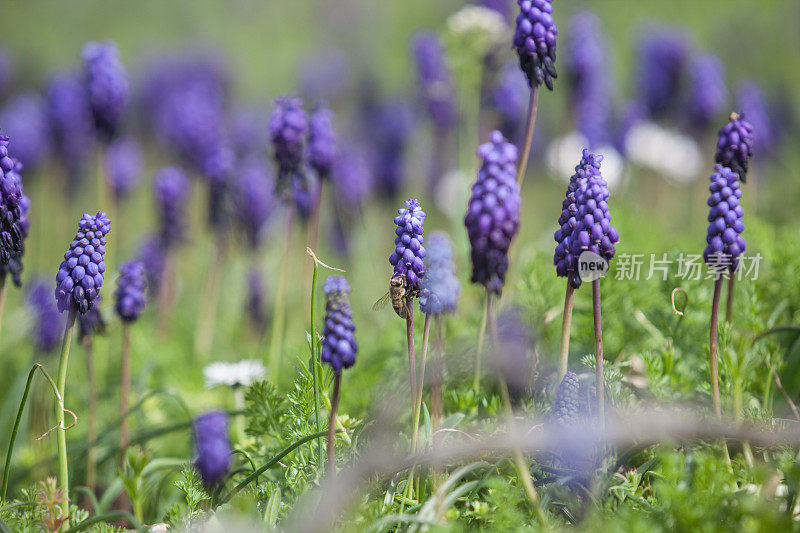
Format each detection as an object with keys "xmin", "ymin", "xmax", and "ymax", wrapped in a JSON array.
[{"xmin": 371, "ymin": 291, "xmax": 392, "ymax": 311}]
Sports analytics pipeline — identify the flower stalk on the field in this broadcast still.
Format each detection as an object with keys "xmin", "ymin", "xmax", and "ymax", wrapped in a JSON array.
[
  {"xmin": 327, "ymin": 373, "xmax": 341, "ymax": 477},
  {"xmin": 56, "ymin": 308, "xmax": 77, "ymax": 525},
  {"xmin": 592, "ymin": 279, "xmax": 605, "ymax": 429},
  {"xmin": 557, "ymin": 282, "xmax": 575, "ymax": 381},
  {"xmin": 516, "ymin": 88, "xmax": 538, "ymax": 186}
]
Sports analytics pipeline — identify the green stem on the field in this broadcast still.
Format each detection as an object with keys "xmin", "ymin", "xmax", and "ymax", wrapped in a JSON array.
[
  {"xmin": 472, "ymin": 294, "xmax": 490, "ymax": 394},
  {"xmin": 310, "ymin": 255, "xmax": 324, "ymax": 474},
  {"xmin": 56, "ymin": 308, "xmax": 77, "ymax": 527},
  {"xmin": 516, "ymin": 87, "xmax": 539, "ymax": 187},
  {"xmin": 194, "ymin": 239, "xmax": 226, "ymax": 357},
  {"xmin": 83, "ymin": 338, "xmax": 98, "ymax": 499},
  {"xmin": 0, "ymin": 274, "xmax": 7, "ymax": 338},
  {"xmin": 406, "ymin": 313, "xmax": 432, "ymax": 501},
  {"xmin": 217, "ymin": 430, "xmax": 331, "ymax": 506},
  {"xmin": 268, "ymin": 210, "xmax": 295, "ymax": 383},
  {"xmin": 120, "ymin": 325, "xmax": 131, "ymax": 461},
  {"xmin": 557, "ymin": 282, "xmax": 575, "ymax": 381},
  {"xmin": 592, "ymin": 279, "xmax": 605, "ymax": 429},
  {"xmin": 233, "ymin": 387, "xmax": 246, "ymax": 445}
]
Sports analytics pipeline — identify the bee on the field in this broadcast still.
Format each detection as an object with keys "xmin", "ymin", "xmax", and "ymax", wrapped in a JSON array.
[{"xmin": 372, "ymin": 275, "xmax": 417, "ymax": 319}]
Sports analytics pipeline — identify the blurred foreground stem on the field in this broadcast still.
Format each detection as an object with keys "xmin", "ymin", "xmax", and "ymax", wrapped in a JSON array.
[
  {"xmin": 709, "ymin": 276, "xmax": 733, "ymax": 466},
  {"xmin": 309, "ymin": 252, "xmax": 324, "ymax": 473},
  {"xmin": 120, "ymin": 325, "xmax": 131, "ymax": 460},
  {"xmin": 472, "ymin": 293, "xmax": 491, "ymax": 394},
  {"xmin": 557, "ymin": 282, "xmax": 575, "ymax": 381},
  {"xmin": 268, "ymin": 211, "xmax": 295, "ymax": 383},
  {"xmin": 56, "ymin": 308, "xmax": 77, "ymax": 528},
  {"xmin": 327, "ymin": 374, "xmax": 341, "ymax": 478},
  {"xmin": 516, "ymin": 88, "xmax": 539, "ymax": 187},
  {"xmin": 406, "ymin": 313, "xmax": 432, "ymax": 501},
  {"xmin": 592, "ymin": 279, "xmax": 605, "ymax": 429},
  {"xmin": 82, "ymin": 337, "xmax": 98, "ymax": 498}
]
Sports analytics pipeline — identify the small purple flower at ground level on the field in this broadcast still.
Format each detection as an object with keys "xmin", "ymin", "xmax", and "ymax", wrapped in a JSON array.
[
  {"xmin": 419, "ymin": 232, "xmax": 460, "ymax": 315},
  {"xmin": 464, "ymin": 131, "xmax": 520, "ymax": 295},
  {"xmin": 105, "ymin": 137, "xmax": 142, "ymax": 200},
  {"xmin": 46, "ymin": 71, "xmax": 95, "ymax": 187},
  {"xmin": 235, "ymin": 158, "xmax": 274, "ymax": 249},
  {"xmin": 269, "ymin": 96, "xmax": 308, "ymax": 187},
  {"xmin": 389, "ymin": 199, "xmax": 427, "ymax": 290},
  {"xmin": 0, "ymin": 93, "xmax": 50, "ymax": 171},
  {"xmin": 703, "ymin": 165, "xmax": 745, "ymax": 272},
  {"xmin": 154, "ymin": 166, "xmax": 191, "ymax": 249},
  {"xmin": 55, "ymin": 212, "xmax": 110, "ymax": 314},
  {"xmin": 554, "ymin": 149, "xmax": 608, "ymax": 289},
  {"xmin": 737, "ymin": 81, "xmax": 774, "ymax": 157},
  {"xmin": 193, "ymin": 411, "xmax": 231, "ymax": 486},
  {"xmin": 687, "ymin": 54, "xmax": 727, "ymax": 134},
  {"xmin": 0, "ymin": 136, "xmax": 25, "ymax": 267},
  {"xmin": 411, "ymin": 32, "xmax": 458, "ymax": 132},
  {"xmin": 114, "ymin": 261, "xmax": 146, "ymax": 322},
  {"xmin": 513, "ymin": 0, "xmax": 558, "ymax": 90},
  {"xmin": 82, "ymin": 41, "xmax": 130, "ymax": 139},
  {"xmin": 320, "ymin": 276, "xmax": 357, "ymax": 373},
  {"xmin": 28, "ymin": 279, "xmax": 65, "ymax": 352},
  {"xmin": 550, "ymin": 371, "xmax": 595, "ymax": 471},
  {"xmin": 635, "ymin": 27, "xmax": 688, "ymax": 119},
  {"xmin": 307, "ymin": 105, "xmax": 338, "ymax": 179},
  {"xmin": 715, "ymin": 112, "xmax": 754, "ymax": 182}
]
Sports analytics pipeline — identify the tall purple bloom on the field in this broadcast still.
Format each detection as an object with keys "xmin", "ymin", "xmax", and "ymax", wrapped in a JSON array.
[
  {"xmin": 715, "ymin": 112, "xmax": 753, "ymax": 182},
  {"xmin": 235, "ymin": 158, "xmax": 274, "ymax": 249},
  {"xmin": 54, "ymin": 212, "xmax": 110, "ymax": 314},
  {"xmin": 554, "ymin": 149, "xmax": 605, "ymax": 289},
  {"xmin": 320, "ymin": 276, "xmax": 357, "ymax": 373},
  {"xmin": 27, "ymin": 279, "xmax": 64, "ymax": 352},
  {"xmin": 82, "ymin": 41, "xmax": 130, "ymax": 139},
  {"xmin": 565, "ymin": 11, "xmax": 612, "ymax": 147},
  {"xmin": 46, "ymin": 72, "xmax": 95, "ymax": 187},
  {"xmin": 0, "ymin": 136, "xmax": 24, "ymax": 267},
  {"xmin": 154, "ymin": 166, "xmax": 191, "ymax": 248},
  {"xmin": 389, "ymin": 199, "xmax": 427, "ymax": 290},
  {"xmin": 419, "ymin": 232, "xmax": 460, "ymax": 315},
  {"xmin": 0, "ymin": 94, "xmax": 50, "ymax": 171},
  {"xmin": 269, "ymin": 96, "xmax": 308, "ymax": 189},
  {"xmin": 366, "ymin": 99, "xmax": 414, "ymax": 199},
  {"xmin": 332, "ymin": 148, "xmax": 371, "ymax": 209},
  {"xmin": 105, "ymin": 137, "xmax": 142, "ymax": 200},
  {"xmin": 2, "ymin": 188, "xmax": 29, "ymax": 287},
  {"xmin": 114, "ymin": 261, "xmax": 146, "ymax": 322},
  {"xmin": 635, "ymin": 27, "xmax": 688, "ymax": 119},
  {"xmin": 513, "ymin": 0, "xmax": 558, "ymax": 90},
  {"xmin": 307, "ymin": 105, "xmax": 338, "ymax": 180},
  {"xmin": 703, "ymin": 165, "xmax": 745, "ymax": 272},
  {"xmin": 490, "ymin": 62, "xmax": 528, "ymax": 143},
  {"xmin": 193, "ymin": 411, "xmax": 231, "ymax": 486},
  {"xmin": 736, "ymin": 81, "xmax": 774, "ymax": 157},
  {"xmin": 411, "ymin": 32, "xmax": 458, "ymax": 132},
  {"xmin": 687, "ymin": 54, "xmax": 727, "ymax": 134},
  {"xmin": 464, "ymin": 131, "xmax": 520, "ymax": 295}
]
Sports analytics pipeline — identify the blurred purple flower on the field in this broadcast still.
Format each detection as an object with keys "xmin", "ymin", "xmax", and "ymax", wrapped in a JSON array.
[
  {"xmin": 635, "ymin": 27, "xmax": 689, "ymax": 119},
  {"xmin": 298, "ymin": 50, "xmax": 351, "ymax": 104},
  {"xmin": 82, "ymin": 41, "xmax": 130, "ymax": 139},
  {"xmin": 193, "ymin": 411, "xmax": 231, "ymax": 486},
  {"xmin": 228, "ymin": 107, "xmax": 269, "ymax": 159},
  {"xmin": 332, "ymin": 148, "xmax": 371, "ymax": 209},
  {"xmin": 154, "ymin": 166, "xmax": 191, "ymax": 248},
  {"xmin": 489, "ymin": 62, "xmax": 528, "ymax": 143},
  {"xmin": 235, "ymin": 157, "xmax": 274, "ymax": 249},
  {"xmin": 0, "ymin": 94, "xmax": 50, "ymax": 171},
  {"xmin": 105, "ymin": 137, "xmax": 142, "ymax": 200},
  {"xmin": 114, "ymin": 260, "xmax": 146, "ymax": 322},
  {"xmin": 687, "ymin": 54, "xmax": 727, "ymax": 134},
  {"xmin": 364, "ymin": 98, "xmax": 414, "ymax": 199},
  {"xmin": 411, "ymin": 32, "xmax": 458, "ymax": 132},
  {"xmin": 46, "ymin": 72, "xmax": 95, "ymax": 188},
  {"xmin": 27, "ymin": 278, "xmax": 64, "ymax": 352},
  {"xmin": 137, "ymin": 235, "xmax": 166, "ymax": 296},
  {"xmin": 736, "ymin": 80, "xmax": 776, "ymax": 157},
  {"xmin": 307, "ymin": 104, "xmax": 338, "ymax": 179}
]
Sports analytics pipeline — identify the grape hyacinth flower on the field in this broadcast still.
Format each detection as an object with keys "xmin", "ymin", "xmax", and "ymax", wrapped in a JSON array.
[
  {"xmin": 465, "ymin": 131, "xmax": 520, "ymax": 296},
  {"xmin": 365, "ymin": 98, "xmax": 414, "ymax": 199},
  {"xmin": 704, "ymin": 164, "xmax": 745, "ymax": 425},
  {"xmin": 235, "ymin": 158, "xmax": 275, "ymax": 249},
  {"xmin": 1, "ymin": 190, "xmax": 29, "ymax": 289},
  {"xmin": 229, "ymin": 107, "xmax": 270, "ymax": 159},
  {"xmin": 565, "ymin": 11, "xmax": 613, "ymax": 148},
  {"xmin": 46, "ymin": 72, "xmax": 95, "ymax": 189},
  {"xmin": 27, "ymin": 279, "xmax": 64, "ymax": 353},
  {"xmin": 298, "ymin": 50, "xmax": 351, "ymax": 104},
  {"xmin": 332, "ymin": 149, "xmax": 371, "ymax": 210},
  {"xmin": 320, "ymin": 276, "xmax": 357, "ymax": 475},
  {"xmin": 193, "ymin": 411, "xmax": 232, "ymax": 486},
  {"xmin": 737, "ymin": 81, "xmax": 774, "ymax": 158},
  {"xmin": 82, "ymin": 41, "xmax": 130, "ymax": 139},
  {"xmin": 549, "ymin": 371, "xmax": 595, "ymax": 472},
  {"xmin": 137, "ymin": 235, "xmax": 166, "ymax": 296},
  {"xmin": 202, "ymin": 144, "xmax": 235, "ymax": 228},
  {"xmin": 114, "ymin": 261, "xmax": 146, "ymax": 322},
  {"xmin": 307, "ymin": 105, "xmax": 338, "ymax": 180},
  {"xmin": 0, "ymin": 94, "xmax": 51, "ymax": 172},
  {"xmin": 247, "ymin": 268, "xmax": 268, "ymax": 334},
  {"xmin": 0, "ymin": 135, "xmax": 24, "ymax": 268},
  {"xmin": 104, "ymin": 138, "xmax": 142, "ymax": 200},
  {"xmin": 54, "ymin": 212, "xmax": 111, "ymax": 314},
  {"xmin": 411, "ymin": 32, "xmax": 458, "ymax": 132},
  {"xmin": 635, "ymin": 27, "xmax": 688, "ymax": 119},
  {"xmin": 715, "ymin": 112, "xmax": 754, "ymax": 182},
  {"xmin": 154, "ymin": 167, "xmax": 191, "ymax": 249},
  {"xmin": 77, "ymin": 302, "xmax": 106, "ymax": 342},
  {"xmin": 269, "ymin": 96, "xmax": 308, "ymax": 190},
  {"xmin": 513, "ymin": 0, "xmax": 558, "ymax": 90},
  {"xmin": 490, "ymin": 63, "xmax": 528, "ymax": 143},
  {"xmin": 687, "ymin": 54, "xmax": 727, "ymax": 135},
  {"xmin": 389, "ymin": 199, "xmax": 427, "ymax": 291},
  {"xmin": 419, "ymin": 232, "xmax": 460, "ymax": 316}
]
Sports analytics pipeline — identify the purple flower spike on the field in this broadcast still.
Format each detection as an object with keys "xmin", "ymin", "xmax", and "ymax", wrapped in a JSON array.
[
  {"xmin": 46, "ymin": 72, "xmax": 95, "ymax": 187},
  {"xmin": 290, "ymin": 173, "xmax": 318, "ymax": 222},
  {"xmin": 105, "ymin": 138, "xmax": 142, "ymax": 200},
  {"xmin": 564, "ymin": 150, "xmax": 619, "ymax": 280},
  {"xmin": 0, "ymin": 136, "xmax": 24, "ymax": 267},
  {"xmin": 419, "ymin": 232, "xmax": 460, "ymax": 315},
  {"xmin": 0, "ymin": 94, "xmax": 50, "ymax": 171},
  {"xmin": 193, "ymin": 411, "xmax": 231, "ymax": 486},
  {"xmin": 114, "ymin": 261, "xmax": 146, "ymax": 322},
  {"xmin": 411, "ymin": 32, "xmax": 458, "ymax": 132},
  {"xmin": 366, "ymin": 98, "xmax": 414, "ymax": 199},
  {"xmin": 137, "ymin": 235, "xmax": 166, "ymax": 295},
  {"xmin": 235, "ymin": 158, "xmax": 274, "ymax": 249},
  {"xmin": 389, "ymin": 199, "xmax": 427, "ymax": 291},
  {"xmin": 54, "ymin": 212, "xmax": 111, "ymax": 314},
  {"xmin": 736, "ymin": 81, "xmax": 774, "ymax": 157},
  {"xmin": 554, "ymin": 149, "xmax": 605, "ymax": 289},
  {"xmin": 687, "ymin": 54, "xmax": 727, "ymax": 133},
  {"xmin": 154, "ymin": 166, "xmax": 191, "ymax": 249},
  {"xmin": 307, "ymin": 105, "xmax": 338, "ymax": 179},
  {"xmin": 635, "ymin": 27, "xmax": 688, "ymax": 119},
  {"xmin": 513, "ymin": 0, "xmax": 558, "ymax": 90},
  {"xmin": 27, "ymin": 279, "xmax": 64, "ymax": 352},
  {"xmin": 82, "ymin": 41, "xmax": 130, "ymax": 139},
  {"xmin": 703, "ymin": 164, "xmax": 745, "ymax": 272},
  {"xmin": 464, "ymin": 131, "xmax": 520, "ymax": 295},
  {"xmin": 320, "ymin": 276, "xmax": 357, "ymax": 373},
  {"xmin": 566, "ymin": 11, "xmax": 612, "ymax": 148},
  {"xmin": 715, "ymin": 112, "xmax": 753, "ymax": 182},
  {"xmin": 269, "ymin": 96, "xmax": 308, "ymax": 187}
]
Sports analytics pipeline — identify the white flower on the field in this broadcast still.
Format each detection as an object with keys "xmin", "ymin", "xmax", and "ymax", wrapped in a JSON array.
[
  {"xmin": 203, "ymin": 359, "xmax": 266, "ymax": 389},
  {"xmin": 625, "ymin": 121, "xmax": 702, "ymax": 182}
]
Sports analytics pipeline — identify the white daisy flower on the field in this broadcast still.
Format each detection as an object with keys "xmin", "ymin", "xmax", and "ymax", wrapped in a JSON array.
[{"xmin": 203, "ymin": 359, "xmax": 266, "ymax": 389}]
